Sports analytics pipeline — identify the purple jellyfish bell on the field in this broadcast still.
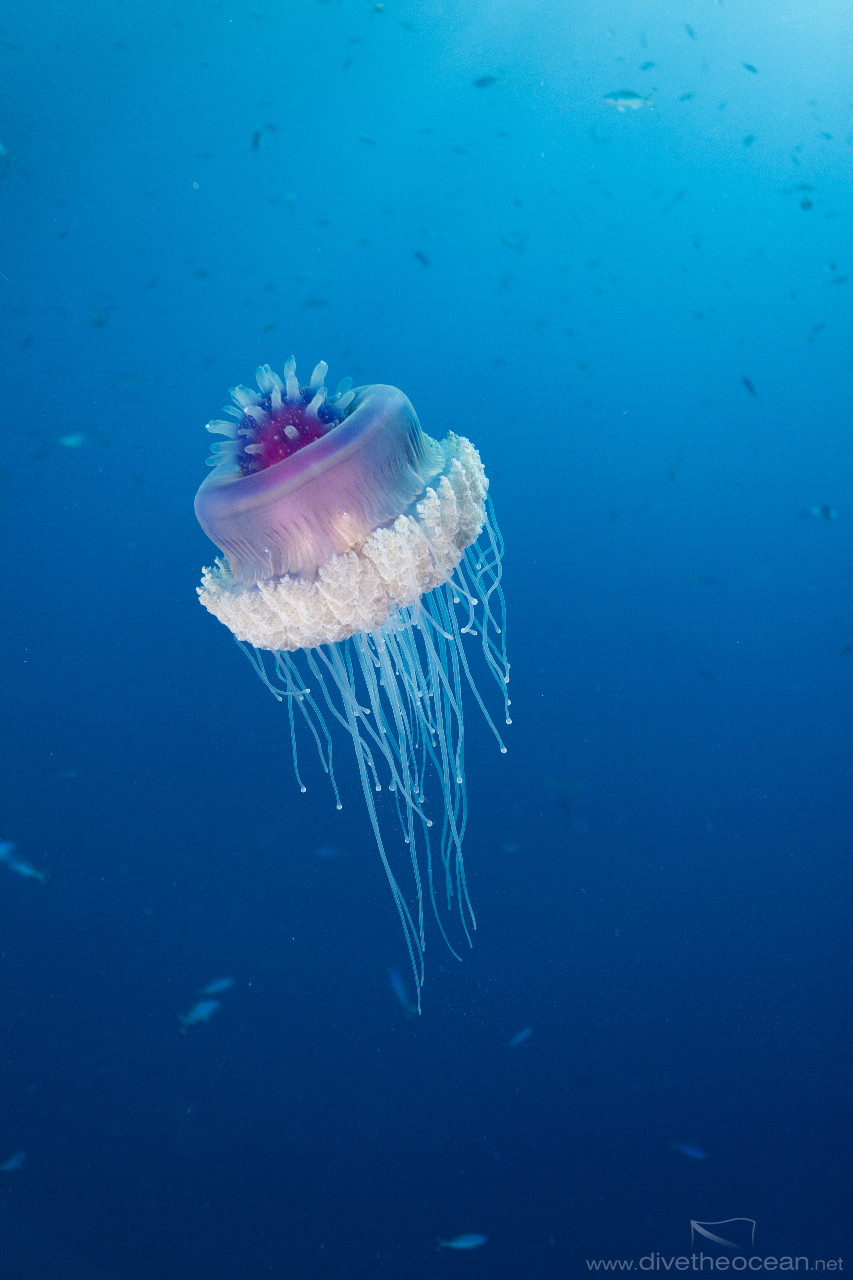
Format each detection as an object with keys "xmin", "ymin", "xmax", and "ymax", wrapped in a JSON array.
[
  {"xmin": 195, "ymin": 356, "xmax": 511, "ymax": 1007},
  {"xmin": 194, "ymin": 360, "xmax": 446, "ymax": 584}
]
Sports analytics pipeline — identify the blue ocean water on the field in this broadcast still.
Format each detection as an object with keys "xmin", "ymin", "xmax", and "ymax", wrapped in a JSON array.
[{"xmin": 1, "ymin": 1, "xmax": 851, "ymax": 1276}]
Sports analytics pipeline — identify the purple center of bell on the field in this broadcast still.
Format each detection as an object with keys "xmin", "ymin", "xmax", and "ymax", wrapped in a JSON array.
[{"xmin": 235, "ymin": 393, "xmax": 345, "ymax": 476}]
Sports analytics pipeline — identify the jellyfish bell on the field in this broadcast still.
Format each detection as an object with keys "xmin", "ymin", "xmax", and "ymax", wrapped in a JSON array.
[
  {"xmin": 195, "ymin": 362, "xmax": 446, "ymax": 587},
  {"xmin": 194, "ymin": 356, "xmax": 510, "ymax": 1005}
]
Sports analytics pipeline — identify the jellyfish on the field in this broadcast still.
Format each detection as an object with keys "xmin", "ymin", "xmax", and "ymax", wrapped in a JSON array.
[{"xmin": 194, "ymin": 356, "xmax": 510, "ymax": 1005}]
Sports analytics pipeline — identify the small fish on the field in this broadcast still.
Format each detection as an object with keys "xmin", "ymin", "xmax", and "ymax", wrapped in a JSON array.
[
  {"xmin": 742, "ymin": 62, "xmax": 758, "ymax": 73},
  {"xmin": 179, "ymin": 999, "xmax": 221, "ymax": 1033},
  {"xmin": 499, "ymin": 230, "xmax": 526, "ymax": 253},
  {"xmin": 200, "ymin": 976, "xmax": 234, "ymax": 996},
  {"xmin": 670, "ymin": 1141, "xmax": 708, "ymax": 1160},
  {"xmin": 413, "ymin": 249, "xmax": 430, "ymax": 267},
  {"xmin": 799, "ymin": 503, "xmax": 838, "ymax": 521},
  {"xmin": 742, "ymin": 376, "xmax": 757, "ymax": 397},
  {"xmin": 603, "ymin": 90, "xmax": 651, "ymax": 112},
  {"xmin": 437, "ymin": 1234, "xmax": 489, "ymax": 1251},
  {"xmin": 472, "ymin": 75, "xmax": 498, "ymax": 89},
  {"xmin": 0, "ymin": 1151, "xmax": 25, "ymax": 1172},
  {"xmin": 57, "ymin": 433, "xmax": 87, "ymax": 448},
  {"xmin": 0, "ymin": 842, "xmax": 50, "ymax": 885},
  {"xmin": 507, "ymin": 1027, "xmax": 533, "ymax": 1048},
  {"xmin": 684, "ymin": 23, "xmax": 696, "ymax": 38}
]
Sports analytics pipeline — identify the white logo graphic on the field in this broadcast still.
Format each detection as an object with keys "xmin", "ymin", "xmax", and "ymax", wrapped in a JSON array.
[{"xmin": 690, "ymin": 1219, "xmax": 757, "ymax": 1251}]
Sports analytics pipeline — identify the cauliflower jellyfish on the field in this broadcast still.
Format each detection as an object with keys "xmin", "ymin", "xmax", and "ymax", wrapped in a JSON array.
[{"xmin": 194, "ymin": 356, "xmax": 510, "ymax": 1006}]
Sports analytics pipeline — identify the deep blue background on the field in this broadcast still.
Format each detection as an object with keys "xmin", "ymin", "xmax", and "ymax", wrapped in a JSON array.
[{"xmin": 1, "ymin": 1, "xmax": 851, "ymax": 1276}]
